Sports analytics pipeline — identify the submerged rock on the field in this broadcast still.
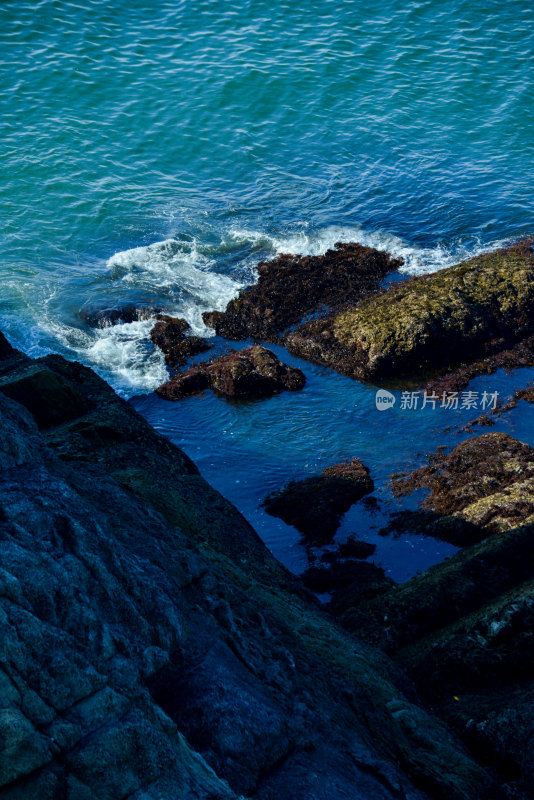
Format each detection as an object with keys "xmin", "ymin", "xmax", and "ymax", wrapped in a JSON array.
[
  {"xmin": 286, "ymin": 240, "xmax": 534, "ymax": 382},
  {"xmin": 156, "ymin": 344, "xmax": 305, "ymax": 401},
  {"xmin": 0, "ymin": 334, "xmax": 493, "ymax": 800},
  {"xmin": 263, "ymin": 458, "xmax": 374, "ymax": 544},
  {"xmin": 80, "ymin": 300, "xmax": 163, "ymax": 327},
  {"xmin": 202, "ymin": 242, "xmax": 403, "ymax": 341},
  {"xmin": 150, "ymin": 314, "xmax": 212, "ymax": 368},
  {"xmin": 303, "ymin": 558, "xmax": 393, "ymax": 606}
]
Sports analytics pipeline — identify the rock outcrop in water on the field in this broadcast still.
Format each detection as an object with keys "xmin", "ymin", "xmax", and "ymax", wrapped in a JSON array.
[
  {"xmin": 0, "ymin": 332, "xmax": 495, "ymax": 800},
  {"xmin": 393, "ymin": 432, "xmax": 534, "ymax": 536},
  {"xmin": 202, "ymin": 242, "xmax": 403, "ymax": 341},
  {"xmin": 285, "ymin": 240, "xmax": 534, "ymax": 383},
  {"xmin": 150, "ymin": 314, "xmax": 212, "ymax": 368},
  {"xmin": 156, "ymin": 344, "xmax": 305, "ymax": 400},
  {"xmin": 263, "ymin": 458, "xmax": 374, "ymax": 544}
]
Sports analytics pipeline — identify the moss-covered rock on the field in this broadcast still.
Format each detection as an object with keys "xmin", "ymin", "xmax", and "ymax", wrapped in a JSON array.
[
  {"xmin": 286, "ymin": 240, "xmax": 534, "ymax": 382},
  {"xmin": 392, "ymin": 433, "xmax": 534, "ymax": 536}
]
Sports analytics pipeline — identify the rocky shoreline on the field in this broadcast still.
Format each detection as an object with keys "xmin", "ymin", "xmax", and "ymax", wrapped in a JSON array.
[{"xmin": 2, "ymin": 238, "xmax": 534, "ymax": 798}]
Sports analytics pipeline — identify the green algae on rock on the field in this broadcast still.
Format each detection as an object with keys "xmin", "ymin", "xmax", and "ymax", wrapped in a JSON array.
[
  {"xmin": 286, "ymin": 240, "xmax": 534, "ymax": 382},
  {"xmin": 392, "ymin": 432, "xmax": 534, "ymax": 537}
]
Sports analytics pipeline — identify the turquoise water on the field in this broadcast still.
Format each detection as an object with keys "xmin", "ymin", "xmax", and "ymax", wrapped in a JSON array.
[{"xmin": 2, "ymin": 0, "xmax": 534, "ymax": 574}]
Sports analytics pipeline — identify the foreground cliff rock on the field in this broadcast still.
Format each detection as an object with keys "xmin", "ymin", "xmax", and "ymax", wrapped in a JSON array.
[
  {"xmin": 202, "ymin": 242, "xmax": 403, "ymax": 341},
  {"xmin": 0, "ymin": 331, "xmax": 492, "ymax": 800},
  {"xmin": 285, "ymin": 240, "xmax": 534, "ymax": 383}
]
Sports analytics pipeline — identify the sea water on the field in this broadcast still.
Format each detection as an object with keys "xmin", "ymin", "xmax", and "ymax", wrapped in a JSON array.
[{"xmin": 2, "ymin": 0, "xmax": 533, "ymax": 576}]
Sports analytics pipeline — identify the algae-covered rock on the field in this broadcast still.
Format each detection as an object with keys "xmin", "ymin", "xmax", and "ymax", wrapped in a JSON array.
[
  {"xmin": 202, "ymin": 242, "xmax": 402, "ymax": 341},
  {"xmin": 150, "ymin": 314, "xmax": 212, "ymax": 368},
  {"xmin": 157, "ymin": 344, "xmax": 305, "ymax": 401},
  {"xmin": 286, "ymin": 240, "xmax": 534, "ymax": 382},
  {"xmin": 393, "ymin": 433, "xmax": 534, "ymax": 536}
]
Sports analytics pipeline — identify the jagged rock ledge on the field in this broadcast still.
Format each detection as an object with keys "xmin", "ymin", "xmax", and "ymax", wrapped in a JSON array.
[{"xmin": 0, "ymin": 330, "xmax": 493, "ymax": 800}]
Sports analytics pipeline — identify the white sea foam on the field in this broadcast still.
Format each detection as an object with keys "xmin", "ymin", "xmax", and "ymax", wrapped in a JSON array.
[
  {"xmin": 107, "ymin": 238, "xmax": 243, "ymax": 334},
  {"xmin": 36, "ymin": 227, "xmax": 504, "ymax": 397},
  {"xmin": 225, "ymin": 224, "xmax": 504, "ymax": 276},
  {"xmin": 40, "ymin": 316, "xmax": 169, "ymax": 396}
]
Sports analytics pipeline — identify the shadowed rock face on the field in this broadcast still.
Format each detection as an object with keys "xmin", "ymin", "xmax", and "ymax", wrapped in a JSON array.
[
  {"xmin": 285, "ymin": 240, "xmax": 534, "ymax": 383},
  {"xmin": 156, "ymin": 344, "xmax": 305, "ymax": 401},
  {"xmin": 202, "ymin": 242, "xmax": 403, "ymax": 342},
  {"xmin": 263, "ymin": 458, "xmax": 374, "ymax": 544},
  {"xmin": 0, "ymin": 338, "xmax": 492, "ymax": 800}
]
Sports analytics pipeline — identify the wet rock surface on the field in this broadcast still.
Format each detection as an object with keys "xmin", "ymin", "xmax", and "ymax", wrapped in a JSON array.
[
  {"xmin": 202, "ymin": 242, "xmax": 403, "ymax": 341},
  {"xmin": 0, "ymin": 336, "xmax": 495, "ymax": 800},
  {"xmin": 150, "ymin": 314, "xmax": 212, "ymax": 368},
  {"xmin": 392, "ymin": 433, "xmax": 534, "ymax": 535},
  {"xmin": 263, "ymin": 458, "xmax": 374, "ymax": 544},
  {"xmin": 285, "ymin": 240, "xmax": 534, "ymax": 383},
  {"xmin": 156, "ymin": 344, "xmax": 305, "ymax": 401}
]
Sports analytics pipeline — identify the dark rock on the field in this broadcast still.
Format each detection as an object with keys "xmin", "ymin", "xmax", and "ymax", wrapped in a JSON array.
[
  {"xmin": 0, "ymin": 336, "xmax": 493, "ymax": 800},
  {"xmin": 263, "ymin": 458, "xmax": 374, "ymax": 544},
  {"xmin": 150, "ymin": 315, "xmax": 212, "ymax": 368},
  {"xmin": 155, "ymin": 366, "xmax": 210, "ymax": 400},
  {"xmin": 303, "ymin": 559, "xmax": 393, "ymax": 608},
  {"xmin": 0, "ymin": 362, "xmax": 91, "ymax": 429},
  {"xmin": 344, "ymin": 523, "xmax": 534, "ymax": 799},
  {"xmin": 286, "ymin": 240, "xmax": 534, "ymax": 383},
  {"xmin": 0, "ymin": 331, "xmax": 15, "ymax": 360},
  {"xmin": 156, "ymin": 345, "xmax": 305, "ymax": 401},
  {"xmin": 379, "ymin": 510, "xmax": 487, "ymax": 548},
  {"xmin": 205, "ymin": 345, "xmax": 305, "ymax": 397},
  {"xmin": 79, "ymin": 301, "xmax": 162, "ymax": 327},
  {"xmin": 392, "ymin": 433, "xmax": 534, "ymax": 535},
  {"xmin": 202, "ymin": 242, "xmax": 403, "ymax": 341},
  {"xmin": 338, "ymin": 537, "xmax": 377, "ymax": 559},
  {"xmin": 425, "ymin": 333, "xmax": 534, "ymax": 395}
]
